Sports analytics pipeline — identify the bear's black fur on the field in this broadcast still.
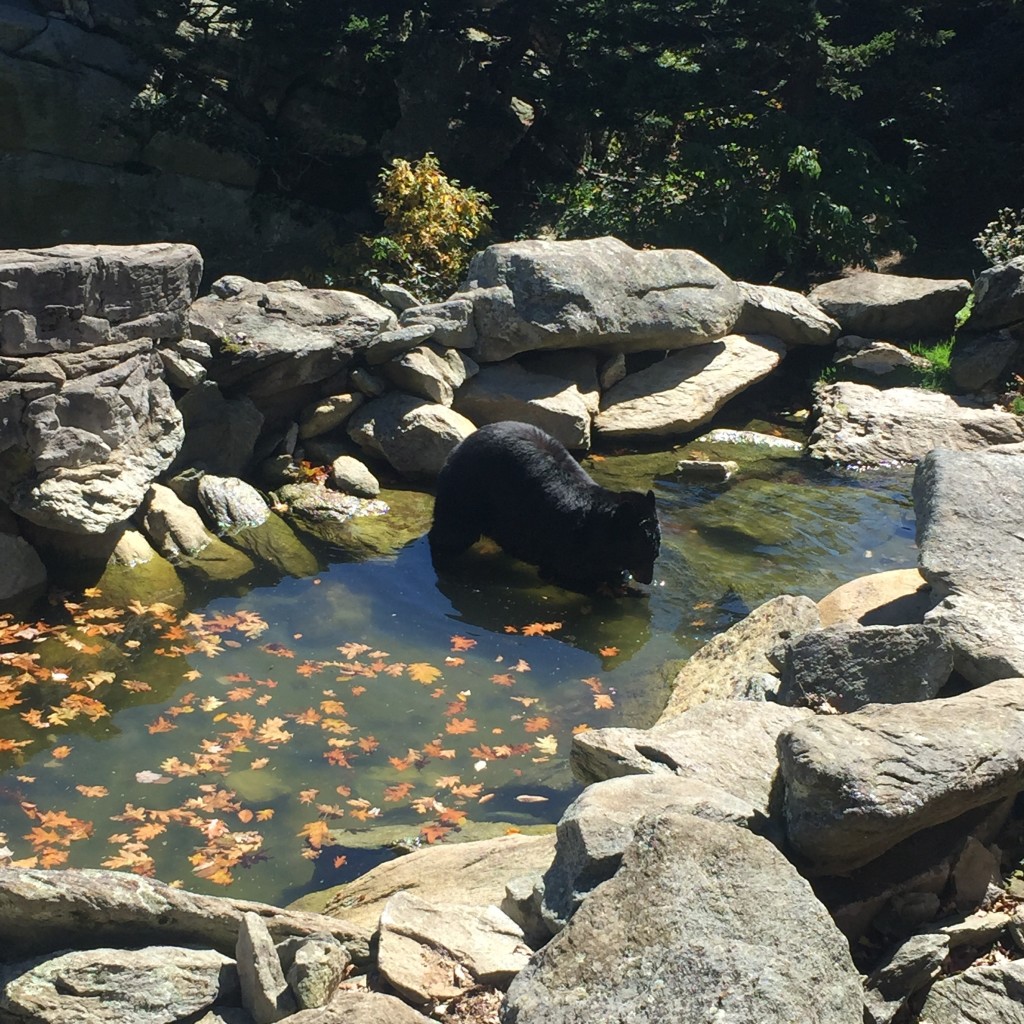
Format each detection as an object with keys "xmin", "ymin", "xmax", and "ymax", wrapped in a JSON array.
[{"xmin": 429, "ymin": 421, "xmax": 660, "ymax": 590}]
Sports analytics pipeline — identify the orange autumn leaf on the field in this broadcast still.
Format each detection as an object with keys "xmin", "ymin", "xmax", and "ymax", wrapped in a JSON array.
[
  {"xmin": 438, "ymin": 807, "xmax": 467, "ymax": 826},
  {"xmin": 449, "ymin": 635, "xmax": 477, "ymax": 652},
  {"xmin": 383, "ymin": 782, "xmax": 415, "ymax": 802},
  {"xmin": 444, "ymin": 657, "xmax": 465, "ymax": 667},
  {"xmin": 133, "ymin": 822, "xmax": 166, "ymax": 841},
  {"xmin": 255, "ymin": 717, "xmax": 293, "ymax": 745},
  {"xmin": 521, "ymin": 621, "xmax": 563, "ymax": 636},
  {"xmin": 445, "ymin": 717, "xmax": 477, "ymax": 735},
  {"xmin": 237, "ymin": 809, "xmax": 254, "ymax": 824},
  {"xmin": 333, "ymin": 854, "xmax": 348, "ymax": 869},
  {"xmin": 503, "ymin": 625, "xmax": 518, "ymax": 634},
  {"xmin": 249, "ymin": 757, "xmax": 270, "ymax": 770},
  {"xmin": 420, "ymin": 823, "xmax": 451, "ymax": 844},
  {"xmin": 298, "ymin": 820, "xmax": 332, "ymax": 849},
  {"xmin": 336, "ymin": 641, "xmax": 371, "ymax": 660},
  {"xmin": 121, "ymin": 679, "xmax": 152, "ymax": 693},
  {"xmin": 524, "ymin": 716, "xmax": 551, "ymax": 733},
  {"xmin": 450, "ymin": 783, "xmax": 483, "ymax": 800},
  {"xmin": 260, "ymin": 642, "xmax": 295, "ymax": 659},
  {"xmin": 75, "ymin": 785, "xmax": 108, "ymax": 798},
  {"xmin": 357, "ymin": 735, "xmax": 379, "ymax": 753},
  {"xmin": 0, "ymin": 738, "xmax": 32, "ymax": 751},
  {"xmin": 323, "ymin": 748, "xmax": 352, "ymax": 767},
  {"xmin": 148, "ymin": 716, "xmax": 177, "ymax": 734},
  {"xmin": 513, "ymin": 659, "xmax": 530, "ymax": 673},
  {"xmin": 594, "ymin": 693, "xmax": 616, "ymax": 709},
  {"xmin": 350, "ymin": 685, "xmax": 366, "ymax": 696},
  {"xmin": 256, "ymin": 809, "xmax": 275, "ymax": 821},
  {"xmin": 407, "ymin": 662, "xmax": 442, "ymax": 686},
  {"xmin": 51, "ymin": 745, "xmax": 72, "ymax": 759},
  {"xmin": 293, "ymin": 708, "xmax": 322, "ymax": 726},
  {"xmin": 599, "ymin": 646, "xmax": 620, "ymax": 657},
  {"xmin": 298, "ymin": 789, "xmax": 319, "ymax": 805},
  {"xmin": 490, "ymin": 673, "xmax": 515, "ymax": 687}
]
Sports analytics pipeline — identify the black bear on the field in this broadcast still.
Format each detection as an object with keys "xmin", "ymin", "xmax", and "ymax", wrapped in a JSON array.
[{"xmin": 429, "ymin": 421, "xmax": 660, "ymax": 590}]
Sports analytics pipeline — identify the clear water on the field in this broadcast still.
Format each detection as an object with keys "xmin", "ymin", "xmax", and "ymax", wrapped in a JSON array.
[{"xmin": 0, "ymin": 441, "xmax": 917, "ymax": 906}]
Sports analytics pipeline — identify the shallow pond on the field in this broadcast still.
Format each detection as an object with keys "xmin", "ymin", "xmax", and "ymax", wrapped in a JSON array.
[{"xmin": 0, "ymin": 436, "xmax": 917, "ymax": 907}]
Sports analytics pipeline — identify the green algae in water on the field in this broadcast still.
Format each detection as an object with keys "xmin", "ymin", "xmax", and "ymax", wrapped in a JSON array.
[{"xmin": 0, "ymin": 449, "xmax": 916, "ymax": 906}]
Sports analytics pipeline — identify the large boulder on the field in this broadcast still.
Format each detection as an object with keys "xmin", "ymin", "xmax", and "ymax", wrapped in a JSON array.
[
  {"xmin": 452, "ymin": 360, "xmax": 592, "ymax": 450},
  {"xmin": 808, "ymin": 271, "xmax": 970, "ymax": 338},
  {"xmin": 538, "ymin": 774, "xmax": 761, "ymax": 930},
  {"xmin": 0, "ymin": 253, "xmax": 201, "ymax": 533},
  {"xmin": 502, "ymin": 813, "xmax": 863, "ymax": 1024},
  {"xmin": 458, "ymin": 237, "xmax": 744, "ymax": 362},
  {"xmin": 593, "ymin": 334, "xmax": 786, "ymax": 438},
  {"xmin": 809, "ymin": 382, "xmax": 1024, "ymax": 465},
  {"xmin": 0, "ymin": 867, "xmax": 367, "ymax": 965},
  {"xmin": 0, "ymin": 242, "xmax": 201, "ymax": 353},
  {"xmin": 734, "ymin": 282, "xmax": 840, "ymax": 346},
  {"xmin": 963, "ymin": 255, "xmax": 1024, "ymax": 332},
  {"xmin": 191, "ymin": 277, "xmax": 394, "ymax": 407},
  {"xmin": 914, "ymin": 448, "xmax": 1024, "ymax": 683},
  {"xmin": 0, "ymin": 946, "xmax": 239, "ymax": 1024},
  {"xmin": 0, "ymin": 342, "xmax": 184, "ymax": 534},
  {"xmin": 658, "ymin": 594, "xmax": 820, "ymax": 721},
  {"xmin": 778, "ymin": 678, "xmax": 1024, "ymax": 875},
  {"xmin": 772, "ymin": 623, "xmax": 954, "ymax": 712}
]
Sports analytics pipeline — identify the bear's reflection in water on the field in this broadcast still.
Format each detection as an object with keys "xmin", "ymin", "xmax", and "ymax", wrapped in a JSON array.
[{"xmin": 429, "ymin": 539, "xmax": 654, "ymax": 664}]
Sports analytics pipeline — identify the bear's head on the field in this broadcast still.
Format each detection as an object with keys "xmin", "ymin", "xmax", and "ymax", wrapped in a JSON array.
[{"xmin": 604, "ymin": 489, "xmax": 660, "ymax": 584}]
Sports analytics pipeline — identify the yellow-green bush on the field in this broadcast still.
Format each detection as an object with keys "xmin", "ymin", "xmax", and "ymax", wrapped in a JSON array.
[{"xmin": 364, "ymin": 153, "xmax": 493, "ymax": 301}]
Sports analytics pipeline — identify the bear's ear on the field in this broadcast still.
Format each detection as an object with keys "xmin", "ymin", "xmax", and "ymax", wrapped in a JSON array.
[{"xmin": 645, "ymin": 490, "xmax": 656, "ymax": 510}]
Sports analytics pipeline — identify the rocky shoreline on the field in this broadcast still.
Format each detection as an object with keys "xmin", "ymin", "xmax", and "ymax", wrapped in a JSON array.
[{"xmin": 2, "ymin": 239, "xmax": 1024, "ymax": 1022}]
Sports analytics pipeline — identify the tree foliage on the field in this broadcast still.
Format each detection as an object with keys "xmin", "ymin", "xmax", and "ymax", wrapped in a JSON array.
[{"xmin": 133, "ymin": 0, "xmax": 1024, "ymax": 282}]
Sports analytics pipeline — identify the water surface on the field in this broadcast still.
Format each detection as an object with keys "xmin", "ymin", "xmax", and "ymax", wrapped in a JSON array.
[{"xmin": 0, "ymin": 441, "xmax": 917, "ymax": 906}]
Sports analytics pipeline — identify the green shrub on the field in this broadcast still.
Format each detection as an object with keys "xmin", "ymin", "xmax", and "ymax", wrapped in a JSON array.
[{"xmin": 362, "ymin": 153, "xmax": 493, "ymax": 301}]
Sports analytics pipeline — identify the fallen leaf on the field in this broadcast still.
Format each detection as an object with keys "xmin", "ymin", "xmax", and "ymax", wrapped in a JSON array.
[{"xmin": 407, "ymin": 662, "xmax": 442, "ymax": 686}]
